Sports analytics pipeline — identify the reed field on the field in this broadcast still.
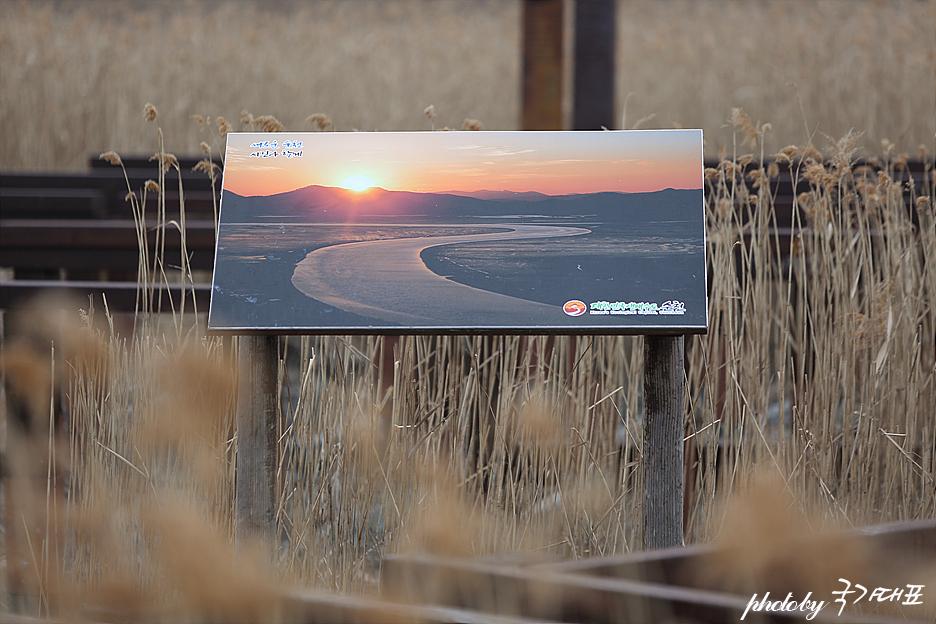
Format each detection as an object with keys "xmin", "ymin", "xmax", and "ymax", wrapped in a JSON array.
[
  {"xmin": 1, "ymin": 0, "xmax": 935, "ymax": 622},
  {"xmin": 0, "ymin": 0, "xmax": 934, "ymax": 170}
]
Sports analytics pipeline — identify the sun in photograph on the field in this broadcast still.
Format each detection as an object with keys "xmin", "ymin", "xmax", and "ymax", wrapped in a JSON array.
[{"xmin": 339, "ymin": 174, "xmax": 377, "ymax": 192}]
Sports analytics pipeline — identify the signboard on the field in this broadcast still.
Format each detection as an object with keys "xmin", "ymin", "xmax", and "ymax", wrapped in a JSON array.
[{"xmin": 207, "ymin": 130, "xmax": 706, "ymax": 334}]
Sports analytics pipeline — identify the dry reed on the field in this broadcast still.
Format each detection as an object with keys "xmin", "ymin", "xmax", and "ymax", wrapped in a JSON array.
[
  {"xmin": 1, "ymin": 82, "xmax": 934, "ymax": 624},
  {"xmin": 1, "ymin": 0, "xmax": 934, "ymax": 170}
]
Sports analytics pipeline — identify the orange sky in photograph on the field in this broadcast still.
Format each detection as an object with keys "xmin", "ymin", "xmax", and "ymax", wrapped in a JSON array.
[{"xmin": 222, "ymin": 130, "xmax": 702, "ymax": 198}]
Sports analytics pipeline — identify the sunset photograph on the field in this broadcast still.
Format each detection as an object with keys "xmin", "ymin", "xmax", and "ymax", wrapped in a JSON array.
[{"xmin": 208, "ymin": 130, "xmax": 706, "ymax": 333}]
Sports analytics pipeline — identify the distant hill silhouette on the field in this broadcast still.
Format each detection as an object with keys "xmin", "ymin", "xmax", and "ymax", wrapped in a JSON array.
[
  {"xmin": 219, "ymin": 185, "xmax": 701, "ymax": 225},
  {"xmin": 439, "ymin": 189, "xmax": 553, "ymax": 202}
]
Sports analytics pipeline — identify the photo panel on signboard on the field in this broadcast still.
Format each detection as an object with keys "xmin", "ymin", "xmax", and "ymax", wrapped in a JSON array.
[{"xmin": 207, "ymin": 130, "xmax": 707, "ymax": 334}]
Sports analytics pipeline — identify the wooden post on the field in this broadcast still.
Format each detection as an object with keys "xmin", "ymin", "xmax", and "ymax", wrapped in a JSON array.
[
  {"xmin": 235, "ymin": 335, "xmax": 279, "ymax": 550},
  {"xmin": 573, "ymin": 0, "xmax": 616, "ymax": 130},
  {"xmin": 522, "ymin": 0, "xmax": 565, "ymax": 130},
  {"xmin": 642, "ymin": 335, "xmax": 685, "ymax": 550}
]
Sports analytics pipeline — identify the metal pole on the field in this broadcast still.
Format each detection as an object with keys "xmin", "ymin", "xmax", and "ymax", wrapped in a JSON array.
[
  {"xmin": 235, "ymin": 334, "xmax": 279, "ymax": 550},
  {"xmin": 641, "ymin": 334, "xmax": 685, "ymax": 549}
]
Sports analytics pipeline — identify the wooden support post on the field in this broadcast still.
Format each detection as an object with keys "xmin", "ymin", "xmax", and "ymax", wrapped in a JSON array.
[
  {"xmin": 522, "ymin": 0, "xmax": 565, "ymax": 130},
  {"xmin": 573, "ymin": 0, "xmax": 616, "ymax": 130},
  {"xmin": 642, "ymin": 335, "xmax": 685, "ymax": 550},
  {"xmin": 235, "ymin": 335, "xmax": 279, "ymax": 550}
]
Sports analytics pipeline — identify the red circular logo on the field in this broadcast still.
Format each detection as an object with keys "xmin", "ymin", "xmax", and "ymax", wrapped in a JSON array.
[{"xmin": 563, "ymin": 300, "xmax": 587, "ymax": 317}]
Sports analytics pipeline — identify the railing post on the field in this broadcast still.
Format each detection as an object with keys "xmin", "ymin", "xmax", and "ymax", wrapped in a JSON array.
[
  {"xmin": 522, "ymin": 0, "xmax": 565, "ymax": 130},
  {"xmin": 573, "ymin": 0, "xmax": 616, "ymax": 130}
]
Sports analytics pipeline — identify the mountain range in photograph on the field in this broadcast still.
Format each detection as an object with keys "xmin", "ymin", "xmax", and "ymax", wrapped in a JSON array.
[{"xmin": 218, "ymin": 184, "xmax": 699, "ymax": 227}]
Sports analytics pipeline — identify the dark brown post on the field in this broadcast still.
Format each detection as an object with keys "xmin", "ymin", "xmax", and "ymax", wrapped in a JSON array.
[
  {"xmin": 573, "ymin": 0, "xmax": 616, "ymax": 130},
  {"xmin": 642, "ymin": 335, "xmax": 685, "ymax": 549},
  {"xmin": 522, "ymin": 0, "xmax": 565, "ymax": 130},
  {"xmin": 235, "ymin": 335, "xmax": 279, "ymax": 549}
]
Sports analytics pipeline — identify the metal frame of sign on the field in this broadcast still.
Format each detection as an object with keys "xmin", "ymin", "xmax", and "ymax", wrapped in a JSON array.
[{"xmin": 207, "ymin": 130, "xmax": 707, "ymax": 336}]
